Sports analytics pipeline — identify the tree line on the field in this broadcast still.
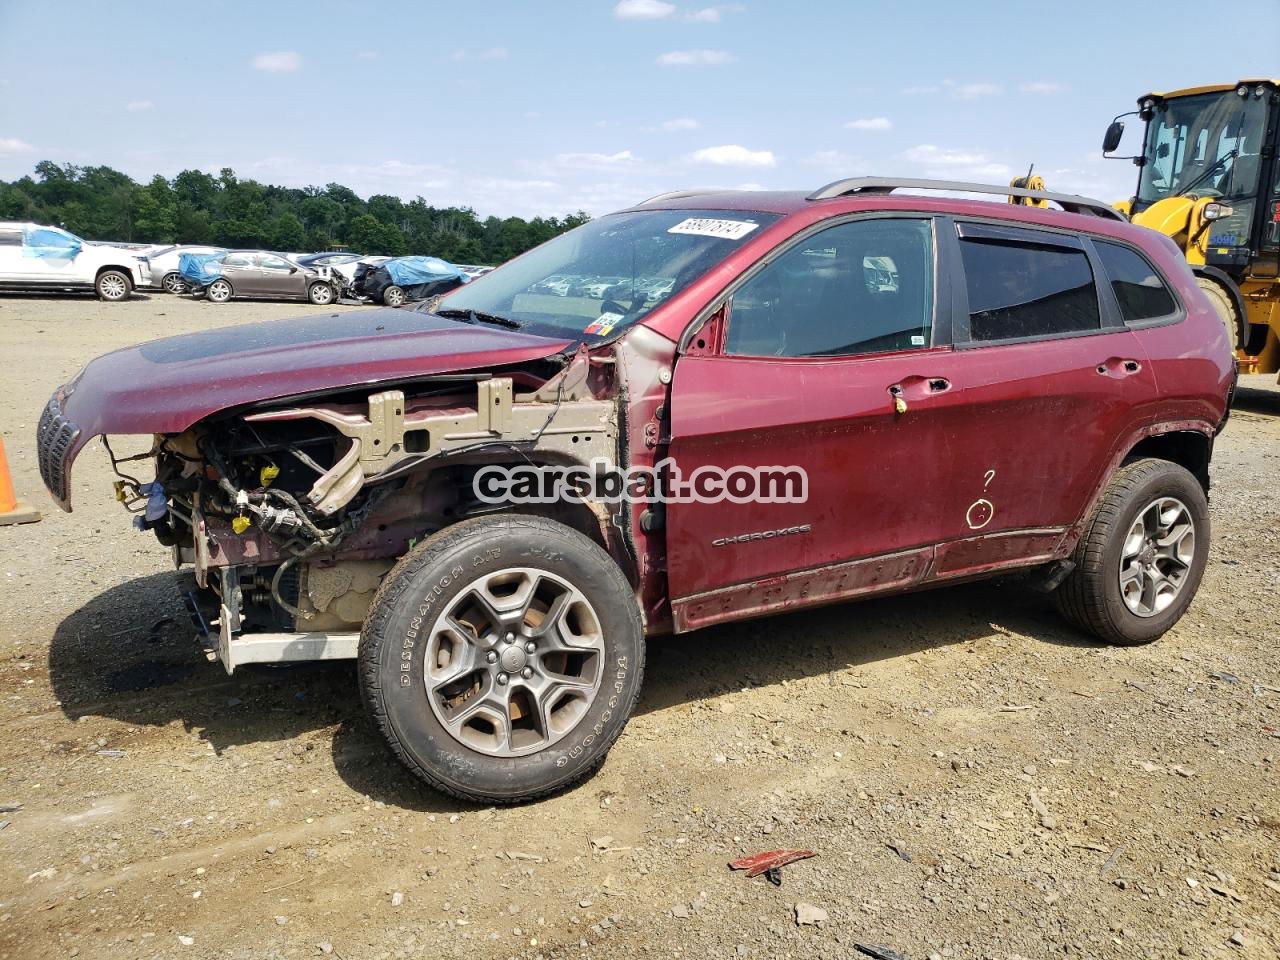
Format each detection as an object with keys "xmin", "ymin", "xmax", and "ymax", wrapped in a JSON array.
[{"xmin": 0, "ymin": 161, "xmax": 592, "ymax": 265}]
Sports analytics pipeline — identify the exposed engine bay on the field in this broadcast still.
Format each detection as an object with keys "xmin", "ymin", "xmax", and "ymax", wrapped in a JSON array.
[{"xmin": 108, "ymin": 348, "xmax": 624, "ymax": 672}]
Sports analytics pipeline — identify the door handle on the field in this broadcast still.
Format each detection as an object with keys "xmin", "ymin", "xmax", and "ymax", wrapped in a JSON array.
[
  {"xmin": 1096, "ymin": 357, "xmax": 1142, "ymax": 379},
  {"xmin": 888, "ymin": 376, "xmax": 952, "ymax": 414}
]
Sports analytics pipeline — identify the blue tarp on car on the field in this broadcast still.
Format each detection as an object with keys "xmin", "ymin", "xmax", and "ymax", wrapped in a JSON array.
[
  {"xmin": 23, "ymin": 226, "xmax": 82, "ymax": 259},
  {"xmin": 179, "ymin": 252, "xmax": 225, "ymax": 287},
  {"xmin": 383, "ymin": 256, "xmax": 468, "ymax": 287}
]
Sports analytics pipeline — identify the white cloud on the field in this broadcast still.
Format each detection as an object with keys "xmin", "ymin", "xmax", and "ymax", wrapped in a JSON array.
[
  {"xmin": 690, "ymin": 144, "xmax": 776, "ymax": 167},
  {"xmin": 556, "ymin": 150, "xmax": 639, "ymax": 169},
  {"xmin": 356, "ymin": 51, "xmax": 380, "ymax": 61},
  {"xmin": 0, "ymin": 137, "xmax": 33, "ymax": 154},
  {"xmin": 449, "ymin": 47, "xmax": 509, "ymax": 62},
  {"xmin": 661, "ymin": 117, "xmax": 701, "ymax": 131},
  {"xmin": 953, "ymin": 82, "xmax": 1002, "ymax": 100},
  {"xmin": 126, "ymin": 100, "xmax": 154, "ymax": 112},
  {"xmin": 656, "ymin": 49, "xmax": 734, "ymax": 66},
  {"xmin": 251, "ymin": 51, "xmax": 302, "ymax": 73},
  {"xmin": 902, "ymin": 144, "xmax": 1011, "ymax": 180},
  {"xmin": 686, "ymin": 7, "xmax": 721, "ymax": 20},
  {"xmin": 614, "ymin": 0, "xmax": 676, "ymax": 18},
  {"xmin": 845, "ymin": 117, "xmax": 892, "ymax": 131},
  {"xmin": 1019, "ymin": 81, "xmax": 1066, "ymax": 94},
  {"xmin": 901, "ymin": 80, "xmax": 1002, "ymax": 100}
]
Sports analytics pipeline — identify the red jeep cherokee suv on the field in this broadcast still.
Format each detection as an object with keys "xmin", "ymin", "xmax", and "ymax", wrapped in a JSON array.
[{"xmin": 37, "ymin": 178, "xmax": 1234, "ymax": 803}]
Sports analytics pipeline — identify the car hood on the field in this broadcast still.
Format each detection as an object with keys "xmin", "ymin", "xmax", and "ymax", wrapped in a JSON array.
[{"xmin": 45, "ymin": 308, "xmax": 574, "ymax": 509}]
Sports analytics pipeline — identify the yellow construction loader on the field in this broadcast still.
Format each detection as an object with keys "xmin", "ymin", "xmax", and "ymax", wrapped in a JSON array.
[{"xmin": 1022, "ymin": 80, "xmax": 1280, "ymax": 376}]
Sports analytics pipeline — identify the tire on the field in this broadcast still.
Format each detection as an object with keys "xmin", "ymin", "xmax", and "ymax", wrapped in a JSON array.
[
  {"xmin": 1196, "ymin": 276, "xmax": 1241, "ymax": 351},
  {"xmin": 381, "ymin": 284, "xmax": 406, "ymax": 307},
  {"xmin": 95, "ymin": 269, "xmax": 132, "ymax": 302},
  {"xmin": 206, "ymin": 278, "xmax": 233, "ymax": 303},
  {"xmin": 161, "ymin": 272, "xmax": 187, "ymax": 295},
  {"xmin": 1054, "ymin": 458, "xmax": 1209, "ymax": 646},
  {"xmin": 359, "ymin": 514, "xmax": 645, "ymax": 804},
  {"xmin": 307, "ymin": 281, "xmax": 335, "ymax": 305}
]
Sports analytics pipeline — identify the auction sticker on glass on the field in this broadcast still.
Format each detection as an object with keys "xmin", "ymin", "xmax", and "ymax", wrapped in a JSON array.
[{"xmin": 667, "ymin": 218, "xmax": 761, "ymax": 240}]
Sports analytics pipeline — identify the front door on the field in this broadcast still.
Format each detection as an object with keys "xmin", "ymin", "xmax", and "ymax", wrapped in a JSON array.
[
  {"xmin": 258, "ymin": 254, "xmax": 304, "ymax": 299},
  {"xmin": 665, "ymin": 215, "xmax": 964, "ymax": 629}
]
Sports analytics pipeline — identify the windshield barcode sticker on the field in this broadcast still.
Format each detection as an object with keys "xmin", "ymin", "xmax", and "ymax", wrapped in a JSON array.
[{"xmin": 668, "ymin": 218, "xmax": 761, "ymax": 240}]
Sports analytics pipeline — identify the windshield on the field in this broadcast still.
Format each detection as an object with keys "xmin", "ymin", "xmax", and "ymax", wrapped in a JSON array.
[
  {"xmin": 436, "ymin": 208, "xmax": 780, "ymax": 340},
  {"xmin": 1137, "ymin": 91, "xmax": 1268, "ymax": 203}
]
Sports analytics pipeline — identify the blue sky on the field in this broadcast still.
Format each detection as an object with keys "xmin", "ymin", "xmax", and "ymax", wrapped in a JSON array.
[{"xmin": 0, "ymin": 0, "xmax": 1276, "ymax": 218}]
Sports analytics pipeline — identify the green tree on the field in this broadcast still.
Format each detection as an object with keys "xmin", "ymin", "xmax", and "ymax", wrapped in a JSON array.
[{"xmin": 266, "ymin": 212, "xmax": 306, "ymax": 252}]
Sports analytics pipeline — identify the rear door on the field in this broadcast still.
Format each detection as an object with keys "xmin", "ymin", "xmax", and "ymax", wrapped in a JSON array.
[
  {"xmin": 0, "ymin": 224, "xmax": 25, "ymax": 280},
  {"xmin": 19, "ymin": 226, "xmax": 83, "ymax": 283},
  {"xmin": 665, "ymin": 215, "xmax": 970, "ymax": 626},
  {"xmin": 219, "ymin": 252, "xmax": 257, "ymax": 294},
  {"xmin": 926, "ymin": 220, "xmax": 1159, "ymax": 579}
]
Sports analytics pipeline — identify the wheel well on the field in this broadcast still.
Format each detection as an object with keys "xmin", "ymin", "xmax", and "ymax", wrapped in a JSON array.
[
  {"xmin": 96, "ymin": 265, "xmax": 133, "ymax": 280},
  {"xmin": 1123, "ymin": 431, "xmax": 1211, "ymax": 491}
]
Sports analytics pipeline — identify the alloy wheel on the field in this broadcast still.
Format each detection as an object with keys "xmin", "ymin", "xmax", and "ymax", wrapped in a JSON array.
[
  {"xmin": 99, "ymin": 274, "xmax": 128, "ymax": 300},
  {"xmin": 1118, "ymin": 496, "xmax": 1195, "ymax": 617},
  {"xmin": 424, "ymin": 567, "xmax": 604, "ymax": 757}
]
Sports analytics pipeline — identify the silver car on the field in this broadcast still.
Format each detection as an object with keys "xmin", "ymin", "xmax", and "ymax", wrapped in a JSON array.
[{"xmin": 201, "ymin": 252, "xmax": 337, "ymax": 305}]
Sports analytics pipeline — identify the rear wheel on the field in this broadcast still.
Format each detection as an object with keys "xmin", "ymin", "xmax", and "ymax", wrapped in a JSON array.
[
  {"xmin": 1196, "ymin": 276, "xmax": 1241, "ymax": 351},
  {"xmin": 307, "ymin": 281, "xmax": 335, "ymax": 305},
  {"xmin": 359, "ymin": 515, "xmax": 645, "ymax": 803},
  {"xmin": 95, "ymin": 270, "xmax": 131, "ymax": 301},
  {"xmin": 207, "ymin": 278, "xmax": 233, "ymax": 303},
  {"xmin": 161, "ymin": 272, "xmax": 186, "ymax": 295},
  {"xmin": 1055, "ymin": 458, "xmax": 1209, "ymax": 645},
  {"xmin": 381, "ymin": 284, "xmax": 406, "ymax": 307}
]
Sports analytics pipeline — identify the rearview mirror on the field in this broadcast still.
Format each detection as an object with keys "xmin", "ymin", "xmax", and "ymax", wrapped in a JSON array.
[{"xmin": 1102, "ymin": 120, "xmax": 1125, "ymax": 154}]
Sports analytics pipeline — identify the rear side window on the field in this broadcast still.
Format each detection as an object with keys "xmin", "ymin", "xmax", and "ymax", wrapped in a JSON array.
[
  {"xmin": 960, "ymin": 238, "xmax": 1100, "ymax": 342},
  {"xmin": 223, "ymin": 253, "xmax": 252, "ymax": 267},
  {"xmin": 1094, "ymin": 241, "xmax": 1177, "ymax": 322}
]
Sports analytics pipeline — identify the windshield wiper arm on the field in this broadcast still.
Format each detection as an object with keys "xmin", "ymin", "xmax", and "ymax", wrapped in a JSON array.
[
  {"xmin": 1177, "ymin": 148, "xmax": 1237, "ymax": 198},
  {"xmin": 435, "ymin": 308, "xmax": 521, "ymax": 329}
]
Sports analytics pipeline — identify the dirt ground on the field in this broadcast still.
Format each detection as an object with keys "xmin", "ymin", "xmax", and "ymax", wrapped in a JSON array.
[{"xmin": 1, "ymin": 293, "xmax": 1277, "ymax": 960}]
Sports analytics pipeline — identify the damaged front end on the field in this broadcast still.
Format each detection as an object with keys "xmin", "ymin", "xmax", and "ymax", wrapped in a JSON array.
[{"xmin": 48, "ymin": 344, "xmax": 625, "ymax": 673}]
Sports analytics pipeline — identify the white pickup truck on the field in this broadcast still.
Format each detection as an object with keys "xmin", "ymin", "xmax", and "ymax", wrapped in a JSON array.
[{"xmin": 0, "ymin": 222, "xmax": 152, "ymax": 300}]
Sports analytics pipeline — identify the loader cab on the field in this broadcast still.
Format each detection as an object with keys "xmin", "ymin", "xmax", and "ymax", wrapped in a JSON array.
[{"xmin": 1122, "ymin": 81, "xmax": 1280, "ymax": 263}]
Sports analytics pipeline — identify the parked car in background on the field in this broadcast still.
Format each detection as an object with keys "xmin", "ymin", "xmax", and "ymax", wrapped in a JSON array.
[
  {"xmin": 456, "ymin": 264, "xmax": 496, "ymax": 280},
  {"xmin": 182, "ymin": 250, "xmax": 338, "ymax": 304},
  {"xmin": 143, "ymin": 244, "xmax": 227, "ymax": 294},
  {"xmin": 295, "ymin": 252, "xmax": 390, "ymax": 296},
  {"xmin": 353, "ymin": 255, "xmax": 468, "ymax": 306},
  {"xmin": 0, "ymin": 222, "xmax": 151, "ymax": 300}
]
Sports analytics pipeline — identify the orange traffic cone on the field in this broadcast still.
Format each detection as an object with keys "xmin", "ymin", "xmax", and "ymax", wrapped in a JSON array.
[{"xmin": 0, "ymin": 434, "xmax": 41, "ymax": 526}]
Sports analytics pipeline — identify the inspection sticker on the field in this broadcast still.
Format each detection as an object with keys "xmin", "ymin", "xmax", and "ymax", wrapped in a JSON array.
[{"xmin": 667, "ymin": 218, "xmax": 761, "ymax": 240}]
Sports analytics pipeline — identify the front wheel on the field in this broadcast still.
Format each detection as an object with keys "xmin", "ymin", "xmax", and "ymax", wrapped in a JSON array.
[
  {"xmin": 381, "ymin": 284, "xmax": 406, "ymax": 307},
  {"xmin": 359, "ymin": 515, "xmax": 645, "ymax": 804},
  {"xmin": 307, "ymin": 281, "xmax": 335, "ymax": 305},
  {"xmin": 206, "ymin": 278, "xmax": 233, "ymax": 303},
  {"xmin": 96, "ymin": 270, "xmax": 132, "ymax": 301},
  {"xmin": 1196, "ymin": 276, "xmax": 1241, "ymax": 351},
  {"xmin": 1055, "ymin": 458, "xmax": 1209, "ymax": 645}
]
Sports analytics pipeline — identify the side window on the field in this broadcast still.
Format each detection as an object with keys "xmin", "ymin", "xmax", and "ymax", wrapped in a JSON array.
[
  {"xmin": 725, "ymin": 218, "xmax": 934, "ymax": 358},
  {"xmin": 959, "ymin": 236, "xmax": 1100, "ymax": 342},
  {"xmin": 260, "ymin": 255, "xmax": 292, "ymax": 271},
  {"xmin": 1094, "ymin": 241, "xmax": 1177, "ymax": 322},
  {"xmin": 222, "ymin": 253, "xmax": 252, "ymax": 267}
]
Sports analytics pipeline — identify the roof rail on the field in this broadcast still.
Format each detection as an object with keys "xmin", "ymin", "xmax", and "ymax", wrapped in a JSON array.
[
  {"xmin": 638, "ymin": 188, "xmax": 732, "ymax": 206},
  {"xmin": 807, "ymin": 176, "xmax": 1127, "ymax": 221}
]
